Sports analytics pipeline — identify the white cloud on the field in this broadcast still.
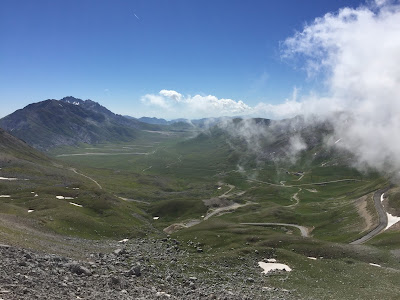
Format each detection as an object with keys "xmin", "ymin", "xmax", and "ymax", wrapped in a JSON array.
[
  {"xmin": 138, "ymin": 1, "xmax": 400, "ymax": 174},
  {"xmin": 141, "ymin": 94, "xmax": 169, "ymax": 109},
  {"xmin": 159, "ymin": 90, "xmax": 183, "ymax": 102},
  {"xmin": 280, "ymin": 0, "xmax": 400, "ymax": 173},
  {"xmin": 140, "ymin": 90, "xmax": 252, "ymax": 119}
]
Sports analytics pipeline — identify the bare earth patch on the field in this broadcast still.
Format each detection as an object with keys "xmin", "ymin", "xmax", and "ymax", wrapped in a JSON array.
[{"xmin": 355, "ymin": 194, "xmax": 377, "ymax": 232}]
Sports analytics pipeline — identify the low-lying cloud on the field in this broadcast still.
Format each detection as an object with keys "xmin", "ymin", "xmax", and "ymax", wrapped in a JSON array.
[
  {"xmin": 141, "ymin": 0, "xmax": 400, "ymax": 174},
  {"xmin": 281, "ymin": 0, "xmax": 400, "ymax": 173}
]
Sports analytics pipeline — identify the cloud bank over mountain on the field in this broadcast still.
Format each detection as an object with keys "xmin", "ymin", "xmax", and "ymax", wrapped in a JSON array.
[
  {"xmin": 141, "ymin": 0, "xmax": 400, "ymax": 173},
  {"xmin": 281, "ymin": 0, "xmax": 400, "ymax": 173}
]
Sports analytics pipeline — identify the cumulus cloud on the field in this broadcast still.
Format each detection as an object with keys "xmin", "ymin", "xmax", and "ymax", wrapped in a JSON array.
[
  {"xmin": 141, "ymin": 93, "xmax": 169, "ymax": 109},
  {"xmin": 159, "ymin": 90, "xmax": 183, "ymax": 102},
  {"xmin": 141, "ymin": 90, "xmax": 252, "ymax": 119},
  {"xmin": 280, "ymin": 0, "xmax": 400, "ymax": 173}
]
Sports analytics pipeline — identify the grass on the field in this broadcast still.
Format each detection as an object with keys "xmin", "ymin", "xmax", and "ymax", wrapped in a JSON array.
[
  {"xmin": 47, "ymin": 130, "xmax": 391, "ymax": 243},
  {"xmin": 2, "ymin": 126, "xmax": 400, "ymax": 299}
]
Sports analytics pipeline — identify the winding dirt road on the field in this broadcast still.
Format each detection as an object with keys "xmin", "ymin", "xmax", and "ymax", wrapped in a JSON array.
[
  {"xmin": 350, "ymin": 188, "xmax": 390, "ymax": 245},
  {"xmin": 248, "ymin": 178, "xmax": 361, "ymax": 188},
  {"xmin": 285, "ymin": 188, "xmax": 302, "ymax": 208},
  {"xmin": 240, "ymin": 222, "xmax": 310, "ymax": 237},
  {"xmin": 69, "ymin": 168, "xmax": 103, "ymax": 189}
]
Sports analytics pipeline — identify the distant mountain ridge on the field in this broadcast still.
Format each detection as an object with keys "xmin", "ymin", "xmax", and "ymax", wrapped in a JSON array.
[
  {"xmin": 133, "ymin": 116, "xmax": 233, "ymax": 128},
  {"xmin": 138, "ymin": 117, "xmax": 170, "ymax": 125},
  {"xmin": 0, "ymin": 96, "xmax": 158, "ymax": 150}
]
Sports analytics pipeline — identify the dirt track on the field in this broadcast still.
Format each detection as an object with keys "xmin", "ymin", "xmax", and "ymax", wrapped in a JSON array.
[{"xmin": 350, "ymin": 188, "xmax": 390, "ymax": 245}]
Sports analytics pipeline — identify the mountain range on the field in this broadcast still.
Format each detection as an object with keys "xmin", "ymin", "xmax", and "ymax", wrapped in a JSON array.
[
  {"xmin": 0, "ymin": 97, "xmax": 159, "ymax": 150},
  {"xmin": 0, "ymin": 96, "xmax": 237, "ymax": 150}
]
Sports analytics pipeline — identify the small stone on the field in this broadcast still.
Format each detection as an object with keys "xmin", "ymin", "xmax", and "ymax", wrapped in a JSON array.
[
  {"xmin": 127, "ymin": 265, "xmax": 141, "ymax": 277},
  {"xmin": 18, "ymin": 261, "xmax": 27, "ymax": 267},
  {"xmin": 156, "ymin": 291, "xmax": 171, "ymax": 298},
  {"xmin": 68, "ymin": 263, "xmax": 92, "ymax": 276},
  {"xmin": 110, "ymin": 276, "xmax": 120, "ymax": 285},
  {"xmin": 113, "ymin": 248, "xmax": 126, "ymax": 256}
]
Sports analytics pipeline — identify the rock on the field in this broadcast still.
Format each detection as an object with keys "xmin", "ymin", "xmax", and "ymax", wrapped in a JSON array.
[
  {"xmin": 0, "ymin": 237, "xmax": 290, "ymax": 300},
  {"xmin": 156, "ymin": 291, "xmax": 171, "ymax": 298},
  {"xmin": 110, "ymin": 276, "xmax": 120, "ymax": 285},
  {"xmin": 127, "ymin": 265, "xmax": 141, "ymax": 277},
  {"xmin": 18, "ymin": 261, "xmax": 27, "ymax": 267},
  {"xmin": 196, "ymin": 247, "xmax": 203, "ymax": 253},
  {"xmin": 113, "ymin": 248, "xmax": 126, "ymax": 256},
  {"xmin": 68, "ymin": 263, "xmax": 92, "ymax": 276}
]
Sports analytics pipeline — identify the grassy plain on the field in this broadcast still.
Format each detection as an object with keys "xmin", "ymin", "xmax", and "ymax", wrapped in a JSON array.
[{"xmin": 13, "ymin": 128, "xmax": 395, "ymax": 299}]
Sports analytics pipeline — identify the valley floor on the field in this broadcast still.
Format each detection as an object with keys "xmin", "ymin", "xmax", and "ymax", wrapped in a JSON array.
[{"xmin": 2, "ymin": 130, "xmax": 400, "ymax": 299}]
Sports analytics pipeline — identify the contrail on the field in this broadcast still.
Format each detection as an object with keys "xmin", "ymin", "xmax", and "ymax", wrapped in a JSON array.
[{"xmin": 133, "ymin": 13, "xmax": 140, "ymax": 20}]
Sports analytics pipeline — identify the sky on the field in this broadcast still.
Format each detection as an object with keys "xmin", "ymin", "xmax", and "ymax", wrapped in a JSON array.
[
  {"xmin": 0, "ymin": 0, "xmax": 367, "ymax": 119},
  {"xmin": 2, "ymin": 0, "xmax": 400, "ymax": 176}
]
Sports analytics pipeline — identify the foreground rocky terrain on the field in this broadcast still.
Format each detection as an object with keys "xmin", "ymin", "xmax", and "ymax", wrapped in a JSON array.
[{"xmin": 0, "ymin": 238, "xmax": 296, "ymax": 300}]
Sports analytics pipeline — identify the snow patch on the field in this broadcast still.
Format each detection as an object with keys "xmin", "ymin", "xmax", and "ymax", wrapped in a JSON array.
[
  {"xmin": 369, "ymin": 263, "xmax": 381, "ymax": 267},
  {"xmin": 266, "ymin": 258, "xmax": 277, "ymax": 263},
  {"xmin": 386, "ymin": 212, "xmax": 400, "ymax": 230},
  {"xmin": 0, "ymin": 177, "xmax": 18, "ymax": 181},
  {"xmin": 0, "ymin": 195, "xmax": 11, "ymax": 198},
  {"xmin": 307, "ymin": 257, "xmax": 317, "ymax": 260},
  {"xmin": 28, "ymin": 210, "xmax": 34, "ymax": 213},
  {"xmin": 153, "ymin": 216, "xmax": 160, "ymax": 220},
  {"xmin": 56, "ymin": 196, "xmax": 74, "ymax": 200},
  {"xmin": 381, "ymin": 193, "xmax": 400, "ymax": 230},
  {"xmin": 69, "ymin": 202, "xmax": 83, "ymax": 207},
  {"xmin": 259, "ymin": 261, "xmax": 292, "ymax": 274},
  {"xmin": 118, "ymin": 239, "xmax": 129, "ymax": 243}
]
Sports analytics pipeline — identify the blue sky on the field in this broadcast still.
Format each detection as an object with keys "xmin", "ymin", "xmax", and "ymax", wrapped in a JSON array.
[{"xmin": 0, "ymin": 0, "xmax": 365, "ymax": 119}]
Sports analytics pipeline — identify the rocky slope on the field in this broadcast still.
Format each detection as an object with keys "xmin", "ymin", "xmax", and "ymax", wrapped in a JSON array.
[{"xmin": 0, "ymin": 238, "xmax": 296, "ymax": 300}]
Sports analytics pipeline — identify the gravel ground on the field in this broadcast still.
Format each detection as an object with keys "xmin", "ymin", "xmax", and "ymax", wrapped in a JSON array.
[{"xmin": 0, "ymin": 238, "xmax": 298, "ymax": 300}]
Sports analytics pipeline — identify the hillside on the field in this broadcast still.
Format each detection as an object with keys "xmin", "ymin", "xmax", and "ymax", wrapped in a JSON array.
[
  {"xmin": 2, "ymin": 115, "xmax": 400, "ymax": 299},
  {"xmin": 0, "ymin": 128, "xmax": 50, "ymax": 163},
  {"xmin": 46, "ymin": 118, "xmax": 400, "ymax": 299},
  {"xmin": 0, "ymin": 129, "xmax": 150, "ymax": 247},
  {"xmin": 0, "ymin": 97, "xmax": 158, "ymax": 150}
]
